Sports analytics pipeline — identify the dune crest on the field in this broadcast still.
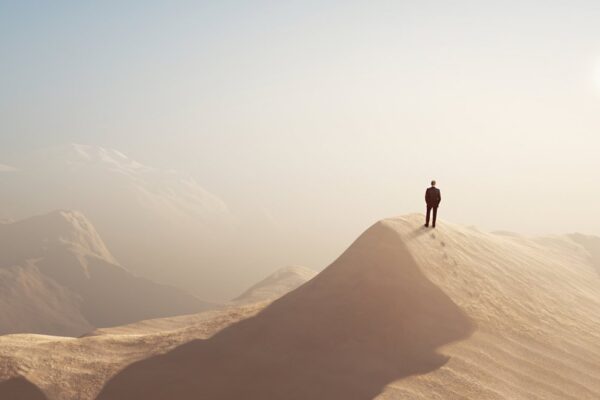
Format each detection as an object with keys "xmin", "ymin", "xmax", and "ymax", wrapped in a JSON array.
[
  {"xmin": 98, "ymin": 219, "xmax": 474, "ymax": 399},
  {"xmin": 1, "ymin": 215, "xmax": 599, "ymax": 400},
  {"xmin": 233, "ymin": 265, "xmax": 317, "ymax": 304}
]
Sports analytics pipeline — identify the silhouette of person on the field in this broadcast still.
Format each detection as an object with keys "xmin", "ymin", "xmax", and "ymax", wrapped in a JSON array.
[{"xmin": 425, "ymin": 180, "xmax": 441, "ymax": 228}]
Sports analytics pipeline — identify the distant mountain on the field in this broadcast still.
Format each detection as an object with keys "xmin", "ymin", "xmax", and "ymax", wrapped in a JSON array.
[
  {"xmin": 0, "ymin": 210, "xmax": 213, "ymax": 336},
  {"xmin": 0, "ymin": 144, "xmax": 236, "ymax": 300},
  {"xmin": 233, "ymin": 266, "xmax": 316, "ymax": 304}
]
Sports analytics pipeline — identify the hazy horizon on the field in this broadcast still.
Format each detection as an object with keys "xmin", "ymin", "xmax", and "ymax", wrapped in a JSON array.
[
  {"xmin": 2, "ymin": 1, "xmax": 600, "ymax": 299},
  {"xmin": 1, "ymin": 4, "xmax": 600, "ymax": 399}
]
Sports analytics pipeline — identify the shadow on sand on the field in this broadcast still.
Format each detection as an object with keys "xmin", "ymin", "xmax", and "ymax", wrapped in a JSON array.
[
  {"xmin": 98, "ymin": 222, "xmax": 474, "ymax": 400},
  {"xmin": 0, "ymin": 377, "xmax": 47, "ymax": 400}
]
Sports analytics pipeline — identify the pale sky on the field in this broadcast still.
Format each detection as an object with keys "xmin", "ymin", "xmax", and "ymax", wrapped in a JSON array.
[{"xmin": 1, "ymin": 0, "xmax": 600, "ymax": 272}]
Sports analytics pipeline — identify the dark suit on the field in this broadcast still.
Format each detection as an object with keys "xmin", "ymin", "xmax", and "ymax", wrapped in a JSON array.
[{"xmin": 425, "ymin": 187, "xmax": 441, "ymax": 227}]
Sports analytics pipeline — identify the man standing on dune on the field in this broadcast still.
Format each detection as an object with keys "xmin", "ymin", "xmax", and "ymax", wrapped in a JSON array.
[{"xmin": 425, "ymin": 180, "xmax": 441, "ymax": 228}]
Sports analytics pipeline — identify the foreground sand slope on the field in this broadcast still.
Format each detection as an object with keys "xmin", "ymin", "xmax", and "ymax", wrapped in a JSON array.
[
  {"xmin": 379, "ymin": 216, "xmax": 600, "ymax": 399},
  {"xmin": 1, "ymin": 214, "xmax": 599, "ymax": 399},
  {"xmin": 0, "ymin": 303, "xmax": 263, "ymax": 400},
  {"xmin": 97, "ymin": 216, "xmax": 474, "ymax": 400}
]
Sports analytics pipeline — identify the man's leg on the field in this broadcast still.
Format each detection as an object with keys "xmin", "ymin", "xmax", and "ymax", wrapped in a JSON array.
[
  {"xmin": 425, "ymin": 206, "xmax": 431, "ymax": 227},
  {"xmin": 432, "ymin": 206, "xmax": 438, "ymax": 228}
]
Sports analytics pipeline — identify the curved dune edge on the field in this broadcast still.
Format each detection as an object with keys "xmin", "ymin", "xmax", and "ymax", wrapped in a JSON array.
[
  {"xmin": 97, "ymin": 219, "xmax": 474, "ymax": 399},
  {"xmin": 1, "ymin": 214, "xmax": 599, "ymax": 399}
]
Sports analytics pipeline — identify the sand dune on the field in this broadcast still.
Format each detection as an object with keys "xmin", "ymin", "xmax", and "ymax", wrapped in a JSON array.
[
  {"xmin": 97, "ymin": 218, "xmax": 473, "ymax": 399},
  {"xmin": 85, "ymin": 265, "xmax": 316, "ymax": 337},
  {"xmin": 233, "ymin": 265, "xmax": 317, "ymax": 304},
  {"xmin": 0, "ymin": 303, "xmax": 263, "ymax": 400},
  {"xmin": 1, "ymin": 214, "xmax": 599, "ymax": 399},
  {"xmin": 569, "ymin": 234, "xmax": 600, "ymax": 275},
  {"xmin": 0, "ymin": 210, "xmax": 212, "ymax": 336},
  {"xmin": 378, "ymin": 216, "xmax": 600, "ymax": 400},
  {"xmin": 0, "ymin": 376, "xmax": 47, "ymax": 400}
]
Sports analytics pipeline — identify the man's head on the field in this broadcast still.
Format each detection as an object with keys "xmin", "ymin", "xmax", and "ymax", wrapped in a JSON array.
[{"xmin": 431, "ymin": 180, "xmax": 436, "ymax": 187}]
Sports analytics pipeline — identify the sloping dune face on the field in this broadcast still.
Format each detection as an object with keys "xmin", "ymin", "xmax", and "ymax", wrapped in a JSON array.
[
  {"xmin": 98, "ymin": 220, "xmax": 474, "ymax": 400},
  {"xmin": 2, "ymin": 215, "xmax": 599, "ymax": 400},
  {"xmin": 0, "ymin": 377, "xmax": 47, "ymax": 400},
  {"xmin": 233, "ymin": 265, "xmax": 317, "ymax": 304},
  {"xmin": 378, "ymin": 216, "xmax": 600, "ymax": 399}
]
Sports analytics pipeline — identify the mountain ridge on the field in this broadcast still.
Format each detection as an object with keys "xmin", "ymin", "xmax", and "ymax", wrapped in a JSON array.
[
  {"xmin": 0, "ymin": 210, "xmax": 213, "ymax": 336},
  {"xmin": 0, "ymin": 143, "xmax": 237, "ymax": 300}
]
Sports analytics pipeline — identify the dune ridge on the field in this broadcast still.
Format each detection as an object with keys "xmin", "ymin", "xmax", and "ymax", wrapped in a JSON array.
[
  {"xmin": 233, "ymin": 265, "xmax": 317, "ymax": 304},
  {"xmin": 379, "ymin": 215, "xmax": 600, "ymax": 399},
  {"xmin": 0, "ymin": 144, "xmax": 237, "ymax": 300},
  {"xmin": 0, "ymin": 214, "xmax": 598, "ymax": 399},
  {"xmin": 97, "ymin": 219, "xmax": 474, "ymax": 399}
]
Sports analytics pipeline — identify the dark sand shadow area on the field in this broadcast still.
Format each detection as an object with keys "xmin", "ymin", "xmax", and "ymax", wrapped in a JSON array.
[
  {"xmin": 98, "ymin": 222, "xmax": 474, "ymax": 400},
  {"xmin": 0, "ymin": 376, "xmax": 48, "ymax": 400}
]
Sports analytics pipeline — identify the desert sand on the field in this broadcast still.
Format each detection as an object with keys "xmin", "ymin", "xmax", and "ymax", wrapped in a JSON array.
[
  {"xmin": 1, "ymin": 214, "xmax": 599, "ymax": 399},
  {"xmin": 233, "ymin": 265, "xmax": 317, "ymax": 304}
]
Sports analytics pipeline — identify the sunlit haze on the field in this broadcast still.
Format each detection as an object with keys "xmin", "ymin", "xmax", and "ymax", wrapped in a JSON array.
[
  {"xmin": 1, "ymin": 4, "xmax": 600, "ymax": 399},
  {"xmin": 1, "ymin": 1, "xmax": 600, "ymax": 300}
]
